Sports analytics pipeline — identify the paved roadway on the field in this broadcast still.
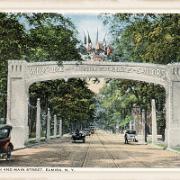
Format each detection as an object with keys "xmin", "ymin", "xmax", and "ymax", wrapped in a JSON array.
[{"xmin": 1, "ymin": 130, "xmax": 180, "ymax": 167}]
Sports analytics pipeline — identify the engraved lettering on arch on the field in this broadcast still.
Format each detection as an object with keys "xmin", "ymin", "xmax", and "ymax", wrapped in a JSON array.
[
  {"xmin": 28, "ymin": 65, "xmax": 64, "ymax": 75},
  {"xmin": 173, "ymin": 67, "xmax": 180, "ymax": 76},
  {"xmin": 29, "ymin": 67, "xmax": 38, "ymax": 75}
]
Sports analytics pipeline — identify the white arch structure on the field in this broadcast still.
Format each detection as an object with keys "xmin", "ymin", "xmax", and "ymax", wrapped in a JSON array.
[{"xmin": 7, "ymin": 60, "xmax": 180, "ymax": 149}]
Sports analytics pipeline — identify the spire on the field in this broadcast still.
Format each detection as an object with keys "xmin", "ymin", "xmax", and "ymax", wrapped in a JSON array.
[
  {"xmin": 103, "ymin": 32, "xmax": 107, "ymax": 46},
  {"xmin": 96, "ymin": 28, "xmax": 98, "ymax": 44},
  {"xmin": 95, "ymin": 28, "xmax": 100, "ymax": 50},
  {"xmin": 87, "ymin": 31, "xmax": 92, "ymax": 44},
  {"xmin": 84, "ymin": 31, "xmax": 87, "ymax": 45},
  {"xmin": 86, "ymin": 31, "xmax": 92, "ymax": 51},
  {"xmin": 103, "ymin": 32, "xmax": 107, "ymax": 51}
]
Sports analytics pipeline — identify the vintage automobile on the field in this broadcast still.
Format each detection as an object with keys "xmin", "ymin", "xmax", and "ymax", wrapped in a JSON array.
[
  {"xmin": 71, "ymin": 130, "xmax": 86, "ymax": 143},
  {"xmin": 0, "ymin": 125, "xmax": 14, "ymax": 160},
  {"xmin": 124, "ymin": 130, "xmax": 138, "ymax": 142},
  {"xmin": 89, "ymin": 126, "xmax": 95, "ymax": 134},
  {"xmin": 83, "ymin": 128, "xmax": 91, "ymax": 136}
]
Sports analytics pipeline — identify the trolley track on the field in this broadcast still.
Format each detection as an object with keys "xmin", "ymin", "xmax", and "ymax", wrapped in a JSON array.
[
  {"xmin": 97, "ymin": 132, "xmax": 149, "ymax": 168},
  {"xmin": 96, "ymin": 133, "xmax": 119, "ymax": 168},
  {"xmin": 80, "ymin": 136, "xmax": 91, "ymax": 167}
]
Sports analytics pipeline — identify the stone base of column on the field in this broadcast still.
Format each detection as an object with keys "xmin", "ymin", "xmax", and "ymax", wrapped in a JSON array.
[
  {"xmin": 36, "ymin": 137, "xmax": 41, "ymax": 143},
  {"xmin": 10, "ymin": 126, "xmax": 29, "ymax": 149},
  {"xmin": 168, "ymin": 127, "xmax": 180, "ymax": 148}
]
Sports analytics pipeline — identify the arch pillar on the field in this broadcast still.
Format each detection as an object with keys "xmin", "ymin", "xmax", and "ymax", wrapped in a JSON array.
[
  {"xmin": 7, "ymin": 60, "xmax": 29, "ymax": 149},
  {"xmin": 165, "ymin": 64, "xmax": 180, "ymax": 148},
  {"xmin": 166, "ymin": 81, "xmax": 180, "ymax": 148}
]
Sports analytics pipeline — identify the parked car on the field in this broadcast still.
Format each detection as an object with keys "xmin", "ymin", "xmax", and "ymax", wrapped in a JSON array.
[
  {"xmin": 83, "ymin": 128, "xmax": 91, "ymax": 136},
  {"xmin": 124, "ymin": 130, "xmax": 138, "ymax": 142},
  {"xmin": 71, "ymin": 130, "xmax": 86, "ymax": 143},
  {"xmin": 0, "ymin": 125, "xmax": 14, "ymax": 160},
  {"xmin": 89, "ymin": 126, "xmax": 95, "ymax": 134}
]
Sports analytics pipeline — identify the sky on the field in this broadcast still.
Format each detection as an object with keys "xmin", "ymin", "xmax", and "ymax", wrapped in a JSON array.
[{"xmin": 64, "ymin": 13, "xmax": 109, "ymax": 46}]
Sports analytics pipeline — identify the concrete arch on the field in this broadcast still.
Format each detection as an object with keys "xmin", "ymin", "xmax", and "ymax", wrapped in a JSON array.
[{"xmin": 6, "ymin": 60, "xmax": 180, "ymax": 149}]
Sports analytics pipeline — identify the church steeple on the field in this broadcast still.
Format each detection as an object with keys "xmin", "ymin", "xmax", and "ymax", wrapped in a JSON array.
[
  {"xmin": 84, "ymin": 31, "xmax": 87, "ymax": 45},
  {"xmin": 82, "ymin": 28, "xmax": 112, "ymax": 61},
  {"xmin": 86, "ymin": 31, "xmax": 92, "ymax": 51},
  {"xmin": 96, "ymin": 28, "xmax": 98, "ymax": 44},
  {"xmin": 87, "ymin": 31, "xmax": 92, "ymax": 44},
  {"xmin": 96, "ymin": 28, "xmax": 100, "ymax": 50}
]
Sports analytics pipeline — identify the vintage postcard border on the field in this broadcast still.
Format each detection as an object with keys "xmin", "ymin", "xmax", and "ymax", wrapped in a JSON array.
[{"xmin": 0, "ymin": 0, "xmax": 180, "ymax": 179}]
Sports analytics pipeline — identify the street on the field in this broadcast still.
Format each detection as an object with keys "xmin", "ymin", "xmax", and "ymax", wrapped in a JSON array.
[{"xmin": 1, "ymin": 130, "xmax": 180, "ymax": 167}]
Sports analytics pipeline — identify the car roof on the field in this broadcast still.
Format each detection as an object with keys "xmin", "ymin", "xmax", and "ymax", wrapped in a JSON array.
[
  {"xmin": 0, "ymin": 124, "xmax": 12, "ymax": 130},
  {"xmin": 126, "ymin": 130, "xmax": 136, "ymax": 134}
]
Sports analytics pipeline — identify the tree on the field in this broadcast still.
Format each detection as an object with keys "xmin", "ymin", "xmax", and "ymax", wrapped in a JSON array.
[
  {"xmin": 0, "ymin": 13, "xmax": 89, "ymax": 134},
  {"xmin": 20, "ymin": 13, "xmax": 81, "ymax": 63},
  {"xmin": 29, "ymin": 79, "xmax": 96, "ymax": 133},
  {"xmin": 101, "ymin": 14, "xmax": 180, "ymax": 64},
  {"xmin": 0, "ymin": 13, "xmax": 26, "ymax": 120}
]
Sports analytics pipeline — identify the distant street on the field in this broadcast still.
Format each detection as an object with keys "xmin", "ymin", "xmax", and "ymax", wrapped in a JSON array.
[{"xmin": 1, "ymin": 131, "xmax": 180, "ymax": 167}]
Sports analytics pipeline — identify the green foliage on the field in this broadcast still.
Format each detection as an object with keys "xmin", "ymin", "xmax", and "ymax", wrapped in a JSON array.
[
  {"xmin": 29, "ymin": 78, "xmax": 96, "ymax": 133},
  {"xmin": 102, "ymin": 14, "xmax": 180, "ymax": 64},
  {"xmin": 119, "ymin": 115, "xmax": 132, "ymax": 127},
  {"xmin": 22, "ymin": 13, "xmax": 81, "ymax": 62},
  {"xmin": 97, "ymin": 80, "xmax": 137, "ymax": 130},
  {"xmin": 97, "ymin": 14, "xmax": 176, "ymax": 134},
  {"xmin": 0, "ymin": 13, "xmax": 26, "ymax": 118},
  {"xmin": 0, "ymin": 13, "xmax": 90, "ymax": 133}
]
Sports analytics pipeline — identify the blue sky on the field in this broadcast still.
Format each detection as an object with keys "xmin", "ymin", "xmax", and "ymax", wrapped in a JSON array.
[{"xmin": 64, "ymin": 13, "xmax": 109, "ymax": 45}]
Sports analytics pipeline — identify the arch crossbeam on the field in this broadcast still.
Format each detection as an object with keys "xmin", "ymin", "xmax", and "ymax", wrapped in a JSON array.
[{"xmin": 25, "ymin": 61, "xmax": 168, "ymax": 87}]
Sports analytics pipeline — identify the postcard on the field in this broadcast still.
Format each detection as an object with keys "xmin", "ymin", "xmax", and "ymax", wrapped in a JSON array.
[{"xmin": 0, "ymin": 0, "xmax": 180, "ymax": 180}]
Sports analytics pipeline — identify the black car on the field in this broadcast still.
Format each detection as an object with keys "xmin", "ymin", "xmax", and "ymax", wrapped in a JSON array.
[
  {"xmin": 0, "ymin": 125, "xmax": 14, "ymax": 160},
  {"xmin": 71, "ymin": 130, "xmax": 86, "ymax": 143},
  {"xmin": 83, "ymin": 128, "xmax": 91, "ymax": 136}
]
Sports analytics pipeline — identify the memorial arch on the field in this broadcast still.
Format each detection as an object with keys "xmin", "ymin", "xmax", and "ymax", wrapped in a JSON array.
[{"xmin": 6, "ymin": 60, "xmax": 180, "ymax": 149}]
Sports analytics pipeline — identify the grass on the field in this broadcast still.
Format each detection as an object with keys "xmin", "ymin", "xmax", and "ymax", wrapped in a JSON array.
[
  {"xmin": 172, "ymin": 147, "xmax": 180, "ymax": 152},
  {"xmin": 156, "ymin": 143, "xmax": 167, "ymax": 149},
  {"xmin": 26, "ymin": 138, "xmax": 46, "ymax": 146}
]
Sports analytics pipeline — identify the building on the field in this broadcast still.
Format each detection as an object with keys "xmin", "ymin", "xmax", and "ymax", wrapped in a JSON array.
[{"xmin": 82, "ymin": 29, "xmax": 113, "ymax": 62}]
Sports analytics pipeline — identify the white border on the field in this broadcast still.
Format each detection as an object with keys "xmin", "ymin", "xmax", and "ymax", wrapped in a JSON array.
[{"xmin": 0, "ymin": 0, "xmax": 180, "ymax": 13}]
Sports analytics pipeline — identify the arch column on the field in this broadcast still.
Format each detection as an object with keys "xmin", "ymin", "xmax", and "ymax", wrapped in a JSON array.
[
  {"xmin": 166, "ymin": 81, "xmax": 180, "ymax": 148},
  {"xmin": 36, "ymin": 98, "xmax": 41, "ymax": 143},
  {"xmin": 46, "ymin": 108, "xmax": 51, "ymax": 141},
  {"xmin": 59, "ymin": 119, "xmax": 62, "ymax": 137},
  {"xmin": 7, "ymin": 60, "xmax": 29, "ymax": 149},
  {"xmin": 151, "ymin": 99, "xmax": 157, "ymax": 144},
  {"xmin": 54, "ymin": 115, "xmax": 57, "ymax": 137}
]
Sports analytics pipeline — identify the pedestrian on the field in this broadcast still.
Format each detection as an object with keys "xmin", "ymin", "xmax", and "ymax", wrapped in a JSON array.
[{"xmin": 124, "ymin": 132, "xmax": 128, "ymax": 144}]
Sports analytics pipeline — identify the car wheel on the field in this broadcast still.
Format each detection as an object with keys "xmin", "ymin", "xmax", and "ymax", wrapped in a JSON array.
[{"xmin": 6, "ymin": 146, "xmax": 12, "ymax": 161}]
